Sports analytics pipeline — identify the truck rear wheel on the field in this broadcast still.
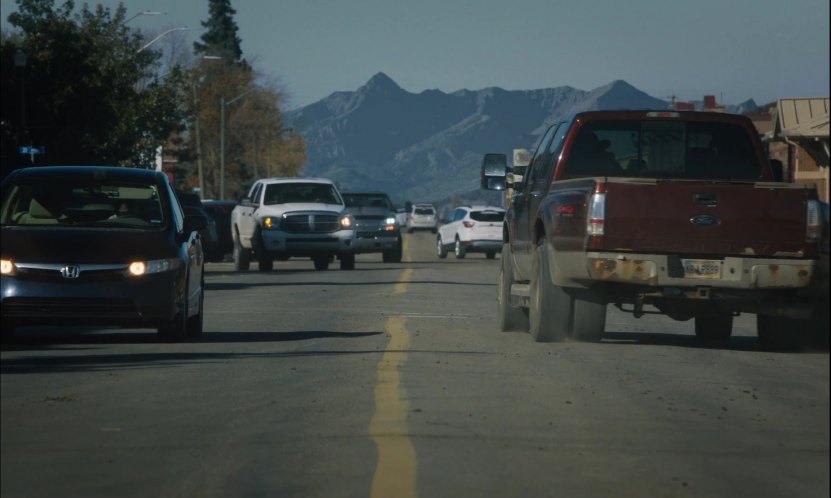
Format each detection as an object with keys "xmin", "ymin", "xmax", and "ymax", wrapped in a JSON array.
[
  {"xmin": 529, "ymin": 242, "xmax": 570, "ymax": 342},
  {"xmin": 571, "ymin": 291, "xmax": 606, "ymax": 342},
  {"xmin": 757, "ymin": 315, "xmax": 809, "ymax": 352},
  {"xmin": 694, "ymin": 312, "xmax": 733, "ymax": 344},
  {"xmin": 498, "ymin": 243, "xmax": 529, "ymax": 332}
]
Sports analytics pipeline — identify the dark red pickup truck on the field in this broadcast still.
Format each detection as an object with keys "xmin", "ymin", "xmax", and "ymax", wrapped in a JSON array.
[{"xmin": 482, "ymin": 110, "xmax": 827, "ymax": 351}]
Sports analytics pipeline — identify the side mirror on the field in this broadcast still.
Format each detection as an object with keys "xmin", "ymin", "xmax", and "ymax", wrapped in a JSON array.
[
  {"xmin": 481, "ymin": 153, "xmax": 508, "ymax": 190},
  {"xmin": 769, "ymin": 159, "xmax": 784, "ymax": 182}
]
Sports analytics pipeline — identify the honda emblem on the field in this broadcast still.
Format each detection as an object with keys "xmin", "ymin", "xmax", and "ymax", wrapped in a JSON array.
[{"xmin": 60, "ymin": 265, "xmax": 81, "ymax": 279}]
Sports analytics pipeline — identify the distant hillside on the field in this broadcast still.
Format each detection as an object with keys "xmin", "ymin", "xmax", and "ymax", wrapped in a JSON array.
[{"xmin": 287, "ymin": 73, "xmax": 674, "ymax": 204}]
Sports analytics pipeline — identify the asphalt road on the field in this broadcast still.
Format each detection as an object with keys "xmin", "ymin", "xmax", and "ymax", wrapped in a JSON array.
[{"xmin": 2, "ymin": 231, "xmax": 829, "ymax": 498}]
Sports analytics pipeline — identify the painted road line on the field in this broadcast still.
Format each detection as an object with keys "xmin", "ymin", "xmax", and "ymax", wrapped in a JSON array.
[{"xmin": 370, "ymin": 234, "xmax": 417, "ymax": 498}]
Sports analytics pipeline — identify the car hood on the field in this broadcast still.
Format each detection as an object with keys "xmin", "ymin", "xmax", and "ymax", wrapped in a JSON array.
[
  {"xmin": 1, "ymin": 226, "xmax": 177, "ymax": 264},
  {"xmin": 258, "ymin": 203, "xmax": 346, "ymax": 216}
]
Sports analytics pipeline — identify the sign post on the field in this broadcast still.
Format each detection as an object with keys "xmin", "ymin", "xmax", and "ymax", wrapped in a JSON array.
[{"xmin": 18, "ymin": 146, "xmax": 45, "ymax": 163}]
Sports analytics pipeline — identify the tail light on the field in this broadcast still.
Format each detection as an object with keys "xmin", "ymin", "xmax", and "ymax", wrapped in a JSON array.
[
  {"xmin": 587, "ymin": 192, "xmax": 606, "ymax": 236},
  {"xmin": 806, "ymin": 200, "xmax": 820, "ymax": 241},
  {"xmin": 463, "ymin": 221, "xmax": 475, "ymax": 228}
]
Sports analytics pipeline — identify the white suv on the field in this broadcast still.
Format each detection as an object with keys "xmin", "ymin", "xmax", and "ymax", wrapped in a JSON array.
[
  {"xmin": 437, "ymin": 205, "xmax": 505, "ymax": 259},
  {"xmin": 407, "ymin": 203, "xmax": 438, "ymax": 233}
]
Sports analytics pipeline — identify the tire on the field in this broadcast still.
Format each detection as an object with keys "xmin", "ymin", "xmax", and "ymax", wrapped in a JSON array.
[
  {"xmin": 313, "ymin": 256, "xmax": 330, "ymax": 271},
  {"xmin": 436, "ymin": 236, "xmax": 448, "ymax": 258},
  {"xmin": 486, "ymin": 251, "xmax": 496, "ymax": 260},
  {"xmin": 498, "ymin": 243, "xmax": 529, "ymax": 332},
  {"xmin": 186, "ymin": 275, "xmax": 204, "ymax": 337},
  {"xmin": 454, "ymin": 237, "xmax": 467, "ymax": 259},
  {"xmin": 158, "ymin": 287, "xmax": 188, "ymax": 342},
  {"xmin": 529, "ymin": 242, "xmax": 570, "ymax": 342},
  {"xmin": 571, "ymin": 291, "xmax": 606, "ymax": 342},
  {"xmin": 233, "ymin": 230, "xmax": 250, "ymax": 271},
  {"xmin": 757, "ymin": 314, "xmax": 809, "ymax": 352},
  {"xmin": 383, "ymin": 239, "xmax": 403, "ymax": 263},
  {"xmin": 253, "ymin": 230, "xmax": 273, "ymax": 271},
  {"xmin": 407, "ymin": 227, "xmax": 414, "ymax": 234},
  {"xmin": 694, "ymin": 312, "xmax": 733, "ymax": 344},
  {"xmin": 339, "ymin": 253, "xmax": 355, "ymax": 270}
]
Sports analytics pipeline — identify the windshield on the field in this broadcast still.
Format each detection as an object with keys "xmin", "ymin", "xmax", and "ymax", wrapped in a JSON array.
[
  {"xmin": 343, "ymin": 194, "xmax": 392, "ymax": 210},
  {"xmin": 263, "ymin": 183, "xmax": 343, "ymax": 205},
  {"xmin": 565, "ymin": 120, "xmax": 762, "ymax": 180},
  {"xmin": 1, "ymin": 177, "xmax": 166, "ymax": 229}
]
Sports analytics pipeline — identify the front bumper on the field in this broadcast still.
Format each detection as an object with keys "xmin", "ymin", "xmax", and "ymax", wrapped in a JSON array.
[
  {"xmin": 261, "ymin": 229, "xmax": 355, "ymax": 256},
  {"xmin": 353, "ymin": 234, "xmax": 400, "ymax": 253},
  {"xmin": 1, "ymin": 269, "xmax": 181, "ymax": 327}
]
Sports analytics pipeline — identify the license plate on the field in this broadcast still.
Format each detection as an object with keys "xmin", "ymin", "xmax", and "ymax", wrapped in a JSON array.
[{"xmin": 683, "ymin": 259, "xmax": 722, "ymax": 279}]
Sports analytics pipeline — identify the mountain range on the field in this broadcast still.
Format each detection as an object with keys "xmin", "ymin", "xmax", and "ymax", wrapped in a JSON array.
[{"xmin": 286, "ymin": 73, "xmax": 758, "ymax": 204}]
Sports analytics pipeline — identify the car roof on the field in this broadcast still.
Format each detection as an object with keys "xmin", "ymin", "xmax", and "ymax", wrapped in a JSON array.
[
  {"xmin": 257, "ymin": 177, "xmax": 335, "ymax": 186},
  {"xmin": 4, "ymin": 166, "xmax": 165, "ymax": 183}
]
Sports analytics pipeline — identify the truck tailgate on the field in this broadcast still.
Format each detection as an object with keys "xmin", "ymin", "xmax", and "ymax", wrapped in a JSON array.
[{"xmin": 600, "ymin": 180, "xmax": 817, "ymax": 258}]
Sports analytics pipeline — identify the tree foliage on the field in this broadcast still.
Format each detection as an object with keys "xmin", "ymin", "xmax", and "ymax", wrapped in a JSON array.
[
  {"xmin": 0, "ymin": 0, "xmax": 186, "ymax": 172},
  {"xmin": 1, "ymin": 0, "xmax": 307, "ymax": 198},
  {"xmin": 193, "ymin": 0, "xmax": 243, "ymax": 63}
]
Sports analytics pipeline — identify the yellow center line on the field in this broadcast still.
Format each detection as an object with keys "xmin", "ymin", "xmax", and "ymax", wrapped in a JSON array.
[{"xmin": 370, "ymin": 235, "xmax": 417, "ymax": 498}]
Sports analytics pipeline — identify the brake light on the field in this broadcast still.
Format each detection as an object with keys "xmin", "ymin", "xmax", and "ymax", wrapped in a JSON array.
[
  {"xmin": 587, "ymin": 192, "xmax": 606, "ymax": 236},
  {"xmin": 463, "ymin": 221, "xmax": 475, "ymax": 228},
  {"xmin": 806, "ymin": 200, "xmax": 820, "ymax": 241}
]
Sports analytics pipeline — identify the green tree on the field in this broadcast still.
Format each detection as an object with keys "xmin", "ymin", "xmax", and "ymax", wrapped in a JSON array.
[
  {"xmin": 0, "ymin": 0, "xmax": 185, "ymax": 172},
  {"xmin": 193, "ymin": 0, "xmax": 243, "ymax": 63}
]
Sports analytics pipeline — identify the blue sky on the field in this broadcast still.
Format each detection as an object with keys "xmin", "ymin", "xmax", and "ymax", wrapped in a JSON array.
[{"xmin": 2, "ymin": 0, "xmax": 829, "ymax": 109}]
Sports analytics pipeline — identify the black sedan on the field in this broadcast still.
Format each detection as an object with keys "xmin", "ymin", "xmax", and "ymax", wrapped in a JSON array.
[{"xmin": 0, "ymin": 166, "xmax": 206, "ymax": 341}]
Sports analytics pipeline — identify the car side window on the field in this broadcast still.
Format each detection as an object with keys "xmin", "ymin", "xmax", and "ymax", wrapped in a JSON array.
[
  {"xmin": 453, "ymin": 209, "xmax": 465, "ymax": 222},
  {"xmin": 165, "ymin": 183, "xmax": 184, "ymax": 233},
  {"xmin": 540, "ymin": 121, "xmax": 572, "ymax": 183},
  {"xmin": 525, "ymin": 125, "xmax": 560, "ymax": 190},
  {"xmin": 251, "ymin": 183, "xmax": 263, "ymax": 205}
]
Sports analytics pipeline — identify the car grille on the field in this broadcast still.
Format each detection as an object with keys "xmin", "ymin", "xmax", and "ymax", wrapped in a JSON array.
[
  {"xmin": 282, "ymin": 214, "xmax": 340, "ymax": 233},
  {"xmin": 3, "ymin": 297, "xmax": 138, "ymax": 317},
  {"xmin": 11, "ymin": 264, "xmax": 128, "ymax": 282}
]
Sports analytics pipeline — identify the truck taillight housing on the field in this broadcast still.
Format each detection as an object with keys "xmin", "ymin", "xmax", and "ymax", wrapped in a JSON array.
[
  {"xmin": 806, "ymin": 200, "xmax": 820, "ymax": 241},
  {"xmin": 587, "ymin": 192, "xmax": 606, "ymax": 236}
]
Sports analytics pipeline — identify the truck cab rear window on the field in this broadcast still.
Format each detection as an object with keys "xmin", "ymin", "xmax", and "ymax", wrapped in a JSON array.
[{"xmin": 565, "ymin": 120, "xmax": 760, "ymax": 180}]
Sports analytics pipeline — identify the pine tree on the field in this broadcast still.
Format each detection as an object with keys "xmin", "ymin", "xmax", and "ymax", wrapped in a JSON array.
[{"xmin": 193, "ymin": 0, "xmax": 243, "ymax": 62}]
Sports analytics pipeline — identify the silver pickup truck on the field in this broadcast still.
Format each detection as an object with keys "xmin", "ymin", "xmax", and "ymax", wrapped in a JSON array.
[{"xmin": 230, "ymin": 177, "xmax": 357, "ymax": 271}]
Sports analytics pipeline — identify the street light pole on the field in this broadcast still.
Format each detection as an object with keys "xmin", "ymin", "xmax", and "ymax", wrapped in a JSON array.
[
  {"xmin": 219, "ymin": 88, "xmax": 255, "ymax": 199},
  {"xmin": 122, "ymin": 10, "xmax": 166, "ymax": 25},
  {"xmin": 136, "ymin": 26, "xmax": 189, "ymax": 53}
]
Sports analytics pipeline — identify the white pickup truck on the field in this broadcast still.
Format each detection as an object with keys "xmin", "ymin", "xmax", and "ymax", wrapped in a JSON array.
[{"xmin": 230, "ymin": 177, "xmax": 357, "ymax": 271}]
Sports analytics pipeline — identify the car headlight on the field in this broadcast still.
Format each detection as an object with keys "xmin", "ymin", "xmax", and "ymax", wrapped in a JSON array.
[
  {"xmin": 1, "ymin": 259, "xmax": 15, "ymax": 275},
  {"xmin": 262, "ymin": 216, "xmax": 281, "ymax": 230},
  {"xmin": 339, "ymin": 214, "xmax": 355, "ymax": 229},
  {"xmin": 384, "ymin": 217, "xmax": 398, "ymax": 231},
  {"xmin": 127, "ymin": 258, "xmax": 181, "ymax": 276}
]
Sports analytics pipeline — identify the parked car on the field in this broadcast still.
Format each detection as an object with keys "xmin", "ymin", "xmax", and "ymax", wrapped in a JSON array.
[
  {"xmin": 407, "ymin": 203, "xmax": 438, "ymax": 233},
  {"xmin": 0, "ymin": 166, "xmax": 206, "ymax": 341},
  {"xmin": 343, "ymin": 192, "xmax": 402, "ymax": 263},
  {"xmin": 437, "ymin": 205, "xmax": 505, "ymax": 259},
  {"xmin": 176, "ymin": 191, "xmax": 221, "ymax": 262},
  {"xmin": 202, "ymin": 200, "xmax": 239, "ymax": 261}
]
